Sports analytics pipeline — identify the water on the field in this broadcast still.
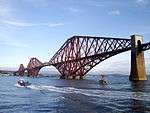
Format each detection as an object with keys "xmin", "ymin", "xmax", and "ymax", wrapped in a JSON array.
[{"xmin": 0, "ymin": 74, "xmax": 150, "ymax": 113}]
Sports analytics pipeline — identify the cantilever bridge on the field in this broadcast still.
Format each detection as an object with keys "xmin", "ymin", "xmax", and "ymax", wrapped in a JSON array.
[{"xmin": 15, "ymin": 35, "xmax": 150, "ymax": 80}]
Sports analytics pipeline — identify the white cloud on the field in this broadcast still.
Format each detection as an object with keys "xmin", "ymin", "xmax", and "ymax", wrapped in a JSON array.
[
  {"xmin": 3, "ymin": 20, "xmax": 35, "ymax": 27},
  {"xmin": 86, "ymin": 0, "xmax": 105, "ymax": 7},
  {"xmin": 136, "ymin": 0, "xmax": 146, "ymax": 3},
  {"xmin": 108, "ymin": 10, "xmax": 120, "ymax": 16},
  {"xmin": 68, "ymin": 7, "xmax": 80, "ymax": 13},
  {"xmin": 24, "ymin": 0, "xmax": 50, "ymax": 8},
  {"xmin": 0, "ymin": 37, "xmax": 31, "ymax": 48},
  {"xmin": 0, "ymin": 0, "xmax": 12, "ymax": 19},
  {"xmin": 0, "ymin": 5, "xmax": 9, "ymax": 17},
  {"xmin": 136, "ymin": 0, "xmax": 149, "ymax": 5},
  {"xmin": 2, "ymin": 20, "xmax": 64, "ymax": 28},
  {"xmin": 5, "ymin": 42, "xmax": 31, "ymax": 48},
  {"xmin": 48, "ymin": 23, "xmax": 64, "ymax": 27}
]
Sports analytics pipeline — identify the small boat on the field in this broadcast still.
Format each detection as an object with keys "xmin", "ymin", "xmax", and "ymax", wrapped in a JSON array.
[
  {"xmin": 17, "ymin": 79, "xmax": 31, "ymax": 87},
  {"xmin": 99, "ymin": 74, "xmax": 108, "ymax": 85},
  {"xmin": 99, "ymin": 79, "xmax": 108, "ymax": 85}
]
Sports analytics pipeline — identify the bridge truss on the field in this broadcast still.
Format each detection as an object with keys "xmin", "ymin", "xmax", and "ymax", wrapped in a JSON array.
[
  {"xmin": 50, "ymin": 36, "xmax": 131, "ymax": 79},
  {"xmin": 16, "ymin": 35, "xmax": 150, "ymax": 79},
  {"xmin": 141, "ymin": 42, "xmax": 150, "ymax": 51}
]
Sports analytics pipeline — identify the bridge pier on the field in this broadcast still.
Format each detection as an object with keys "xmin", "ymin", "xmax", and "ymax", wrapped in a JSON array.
[
  {"xmin": 27, "ymin": 68, "xmax": 40, "ymax": 77},
  {"xmin": 60, "ymin": 75, "xmax": 65, "ymax": 79},
  {"xmin": 59, "ymin": 75, "xmax": 83, "ymax": 80},
  {"xmin": 72, "ymin": 76, "xmax": 76, "ymax": 79},
  {"xmin": 79, "ymin": 75, "xmax": 84, "ymax": 79},
  {"xmin": 130, "ymin": 35, "xmax": 147, "ymax": 81}
]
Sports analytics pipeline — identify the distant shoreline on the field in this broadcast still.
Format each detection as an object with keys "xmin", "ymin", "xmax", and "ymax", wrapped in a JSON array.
[{"xmin": 0, "ymin": 70, "xmax": 15, "ymax": 75}]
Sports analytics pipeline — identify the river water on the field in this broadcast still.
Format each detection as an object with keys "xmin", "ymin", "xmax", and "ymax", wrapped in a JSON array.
[{"xmin": 0, "ymin": 74, "xmax": 150, "ymax": 113}]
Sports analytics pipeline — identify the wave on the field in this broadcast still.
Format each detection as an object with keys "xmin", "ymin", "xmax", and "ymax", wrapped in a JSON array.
[{"xmin": 14, "ymin": 84, "xmax": 150, "ymax": 101}]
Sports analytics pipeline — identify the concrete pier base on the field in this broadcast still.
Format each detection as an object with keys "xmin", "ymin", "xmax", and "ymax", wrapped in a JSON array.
[{"xmin": 129, "ymin": 35, "xmax": 147, "ymax": 81}]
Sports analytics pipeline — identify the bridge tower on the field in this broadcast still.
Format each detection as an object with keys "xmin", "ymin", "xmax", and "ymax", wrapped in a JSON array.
[
  {"xmin": 130, "ymin": 35, "xmax": 147, "ymax": 81},
  {"xmin": 27, "ymin": 57, "xmax": 43, "ymax": 77},
  {"xmin": 18, "ymin": 64, "xmax": 25, "ymax": 76}
]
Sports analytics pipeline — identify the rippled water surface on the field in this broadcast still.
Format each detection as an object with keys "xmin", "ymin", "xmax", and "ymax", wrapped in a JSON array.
[{"xmin": 0, "ymin": 74, "xmax": 150, "ymax": 113}]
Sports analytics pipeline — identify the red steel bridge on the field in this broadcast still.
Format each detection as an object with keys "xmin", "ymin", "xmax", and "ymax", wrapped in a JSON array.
[{"xmin": 15, "ymin": 35, "xmax": 150, "ymax": 80}]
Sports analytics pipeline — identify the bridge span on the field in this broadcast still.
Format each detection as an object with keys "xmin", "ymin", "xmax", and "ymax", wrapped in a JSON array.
[{"xmin": 15, "ymin": 35, "xmax": 150, "ymax": 81}]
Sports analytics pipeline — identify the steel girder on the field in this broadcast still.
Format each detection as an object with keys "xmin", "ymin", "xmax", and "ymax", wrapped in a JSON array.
[
  {"xmin": 141, "ymin": 42, "xmax": 150, "ymax": 51},
  {"xmin": 50, "ymin": 36, "xmax": 131, "ymax": 78}
]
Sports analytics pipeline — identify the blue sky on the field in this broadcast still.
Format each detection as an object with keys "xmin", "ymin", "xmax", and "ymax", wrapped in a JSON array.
[{"xmin": 0, "ymin": 0, "xmax": 150, "ymax": 74}]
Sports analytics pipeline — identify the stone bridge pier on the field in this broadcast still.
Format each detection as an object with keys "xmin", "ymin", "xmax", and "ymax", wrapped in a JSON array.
[{"xmin": 130, "ymin": 35, "xmax": 147, "ymax": 81}]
